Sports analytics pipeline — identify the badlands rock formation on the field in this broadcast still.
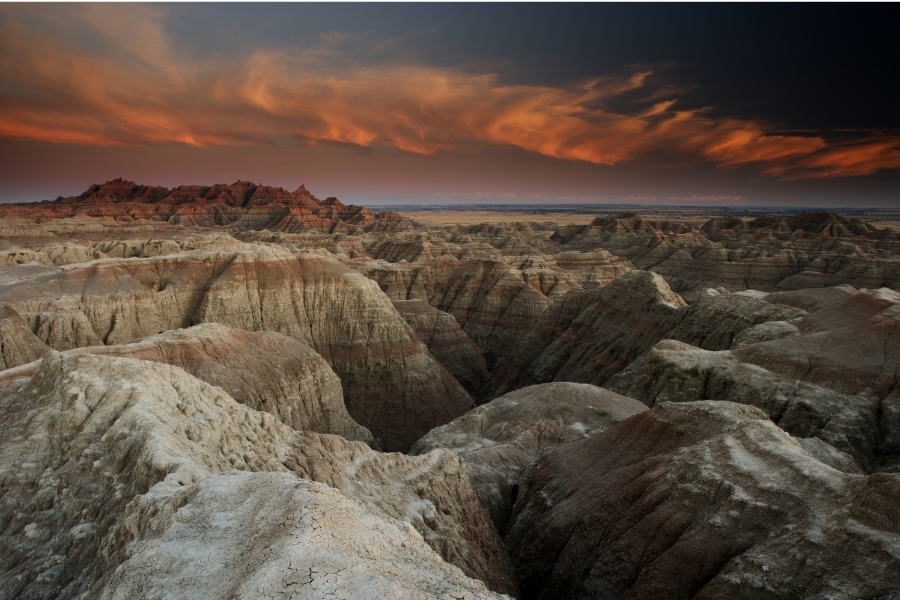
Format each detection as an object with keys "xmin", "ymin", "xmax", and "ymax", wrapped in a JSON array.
[
  {"xmin": 0, "ymin": 324, "xmax": 374, "ymax": 445},
  {"xmin": 0, "ymin": 353, "xmax": 515, "ymax": 599},
  {"xmin": 607, "ymin": 339, "xmax": 881, "ymax": 469},
  {"xmin": 504, "ymin": 401, "xmax": 900, "ymax": 600},
  {"xmin": 552, "ymin": 210, "xmax": 900, "ymax": 300},
  {"xmin": 2, "ymin": 179, "xmax": 900, "ymax": 598},
  {"xmin": 0, "ymin": 242, "xmax": 471, "ymax": 451},
  {"xmin": 0, "ymin": 178, "xmax": 411, "ymax": 234},
  {"xmin": 392, "ymin": 299, "xmax": 490, "ymax": 395},
  {"xmin": 411, "ymin": 382, "xmax": 647, "ymax": 530},
  {"xmin": 668, "ymin": 288, "xmax": 806, "ymax": 351},
  {"xmin": 0, "ymin": 305, "xmax": 50, "ymax": 369},
  {"xmin": 356, "ymin": 258, "xmax": 557, "ymax": 370},
  {"xmin": 607, "ymin": 284, "xmax": 900, "ymax": 471},
  {"xmin": 487, "ymin": 270, "xmax": 687, "ymax": 398}
]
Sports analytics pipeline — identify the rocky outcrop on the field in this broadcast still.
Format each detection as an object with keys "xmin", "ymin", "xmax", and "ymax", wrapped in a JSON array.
[
  {"xmin": 0, "ymin": 244, "xmax": 107, "ymax": 267},
  {"xmin": 734, "ymin": 287, "xmax": 900, "ymax": 398},
  {"xmin": 606, "ymin": 340, "xmax": 880, "ymax": 469},
  {"xmin": 0, "ymin": 324, "xmax": 374, "ymax": 445},
  {"xmin": 0, "ymin": 305, "xmax": 50, "ymax": 369},
  {"xmin": 359, "ymin": 259, "xmax": 555, "ymax": 370},
  {"xmin": 606, "ymin": 284, "xmax": 900, "ymax": 472},
  {"xmin": 0, "ymin": 353, "xmax": 516, "ymax": 598},
  {"xmin": 0, "ymin": 179, "xmax": 413, "ymax": 234},
  {"xmin": 762, "ymin": 284, "xmax": 858, "ymax": 313},
  {"xmin": 550, "ymin": 211, "xmax": 900, "ymax": 300},
  {"xmin": 392, "ymin": 299, "xmax": 490, "ymax": 395},
  {"xmin": 411, "ymin": 382, "xmax": 647, "ymax": 530},
  {"xmin": 101, "ymin": 473, "xmax": 510, "ymax": 600},
  {"xmin": 487, "ymin": 271, "xmax": 686, "ymax": 399},
  {"xmin": 0, "ymin": 245, "xmax": 472, "ymax": 451},
  {"xmin": 504, "ymin": 401, "xmax": 900, "ymax": 600},
  {"xmin": 671, "ymin": 288, "xmax": 807, "ymax": 351},
  {"xmin": 700, "ymin": 214, "xmax": 749, "ymax": 232}
]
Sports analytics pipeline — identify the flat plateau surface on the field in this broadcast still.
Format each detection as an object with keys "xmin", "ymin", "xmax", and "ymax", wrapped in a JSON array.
[{"xmin": 402, "ymin": 211, "xmax": 598, "ymax": 226}]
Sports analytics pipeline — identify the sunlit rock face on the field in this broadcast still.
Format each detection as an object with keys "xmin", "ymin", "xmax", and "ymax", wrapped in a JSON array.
[{"xmin": 0, "ymin": 178, "xmax": 415, "ymax": 234}]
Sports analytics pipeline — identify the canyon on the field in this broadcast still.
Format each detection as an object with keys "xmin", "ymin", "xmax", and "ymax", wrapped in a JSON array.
[{"xmin": 0, "ymin": 179, "xmax": 898, "ymax": 599}]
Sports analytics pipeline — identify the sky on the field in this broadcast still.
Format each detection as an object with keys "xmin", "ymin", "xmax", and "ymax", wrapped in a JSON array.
[{"xmin": 0, "ymin": 3, "xmax": 898, "ymax": 207}]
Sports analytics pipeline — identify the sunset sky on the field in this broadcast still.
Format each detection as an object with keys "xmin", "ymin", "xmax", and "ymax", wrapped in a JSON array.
[{"xmin": 1, "ymin": 3, "xmax": 898, "ymax": 207}]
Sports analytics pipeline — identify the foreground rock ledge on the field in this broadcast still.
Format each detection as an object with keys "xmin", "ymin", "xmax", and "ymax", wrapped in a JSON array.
[
  {"xmin": 0, "ymin": 353, "xmax": 515, "ymax": 599},
  {"xmin": 0, "ymin": 323, "xmax": 375, "ymax": 445}
]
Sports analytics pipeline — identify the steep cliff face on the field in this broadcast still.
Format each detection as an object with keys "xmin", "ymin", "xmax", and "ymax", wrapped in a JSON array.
[
  {"xmin": 0, "ymin": 244, "xmax": 472, "ymax": 451},
  {"xmin": 504, "ymin": 401, "xmax": 900, "ymax": 600},
  {"xmin": 0, "ymin": 353, "xmax": 515, "ymax": 599},
  {"xmin": 0, "ymin": 324, "xmax": 374, "ymax": 446},
  {"xmin": 192, "ymin": 247, "xmax": 474, "ymax": 451},
  {"xmin": 0, "ymin": 305, "xmax": 50, "ymax": 369},
  {"xmin": 487, "ymin": 271, "xmax": 687, "ymax": 398},
  {"xmin": 392, "ymin": 299, "xmax": 490, "ymax": 395},
  {"xmin": 358, "ymin": 259, "xmax": 555, "ymax": 370}
]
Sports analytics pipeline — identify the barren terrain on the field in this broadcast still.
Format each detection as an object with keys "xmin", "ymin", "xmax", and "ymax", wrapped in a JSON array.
[{"xmin": 0, "ymin": 179, "xmax": 897, "ymax": 599}]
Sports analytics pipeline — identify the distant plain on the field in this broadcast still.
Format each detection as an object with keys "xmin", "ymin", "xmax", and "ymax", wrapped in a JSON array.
[{"xmin": 373, "ymin": 204, "xmax": 900, "ymax": 228}]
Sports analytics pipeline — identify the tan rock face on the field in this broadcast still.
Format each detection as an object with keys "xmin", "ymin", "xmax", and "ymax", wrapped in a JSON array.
[
  {"xmin": 285, "ymin": 432, "xmax": 518, "ymax": 595},
  {"xmin": 193, "ymin": 248, "xmax": 474, "ymax": 451},
  {"xmin": 0, "ymin": 353, "xmax": 515, "ymax": 599},
  {"xmin": 410, "ymin": 382, "xmax": 648, "ymax": 531},
  {"xmin": 0, "ymin": 244, "xmax": 107, "ymax": 267},
  {"xmin": 504, "ymin": 401, "xmax": 900, "ymax": 600},
  {"xmin": 101, "ymin": 473, "xmax": 510, "ymax": 600},
  {"xmin": 0, "ymin": 324, "xmax": 374, "ymax": 445},
  {"xmin": 351, "ymin": 243, "xmax": 634, "ymax": 372},
  {"xmin": 0, "ymin": 305, "xmax": 49, "ymax": 369},
  {"xmin": 392, "ymin": 299, "xmax": 490, "ymax": 395},
  {"xmin": 359, "ymin": 258, "xmax": 556, "ymax": 370},
  {"xmin": 0, "ymin": 244, "xmax": 472, "ymax": 452},
  {"xmin": 551, "ymin": 211, "xmax": 900, "ymax": 301}
]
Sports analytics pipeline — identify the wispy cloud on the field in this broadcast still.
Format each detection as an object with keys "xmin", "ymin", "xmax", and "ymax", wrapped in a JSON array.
[{"xmin": 1, "ymin": 4, "xmax": 898, "ymax": 180}]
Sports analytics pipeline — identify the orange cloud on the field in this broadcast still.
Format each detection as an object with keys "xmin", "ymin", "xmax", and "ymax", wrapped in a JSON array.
[{"xmin": 0, "ymin": 4, "xmax": 898, "ymax": 180}]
